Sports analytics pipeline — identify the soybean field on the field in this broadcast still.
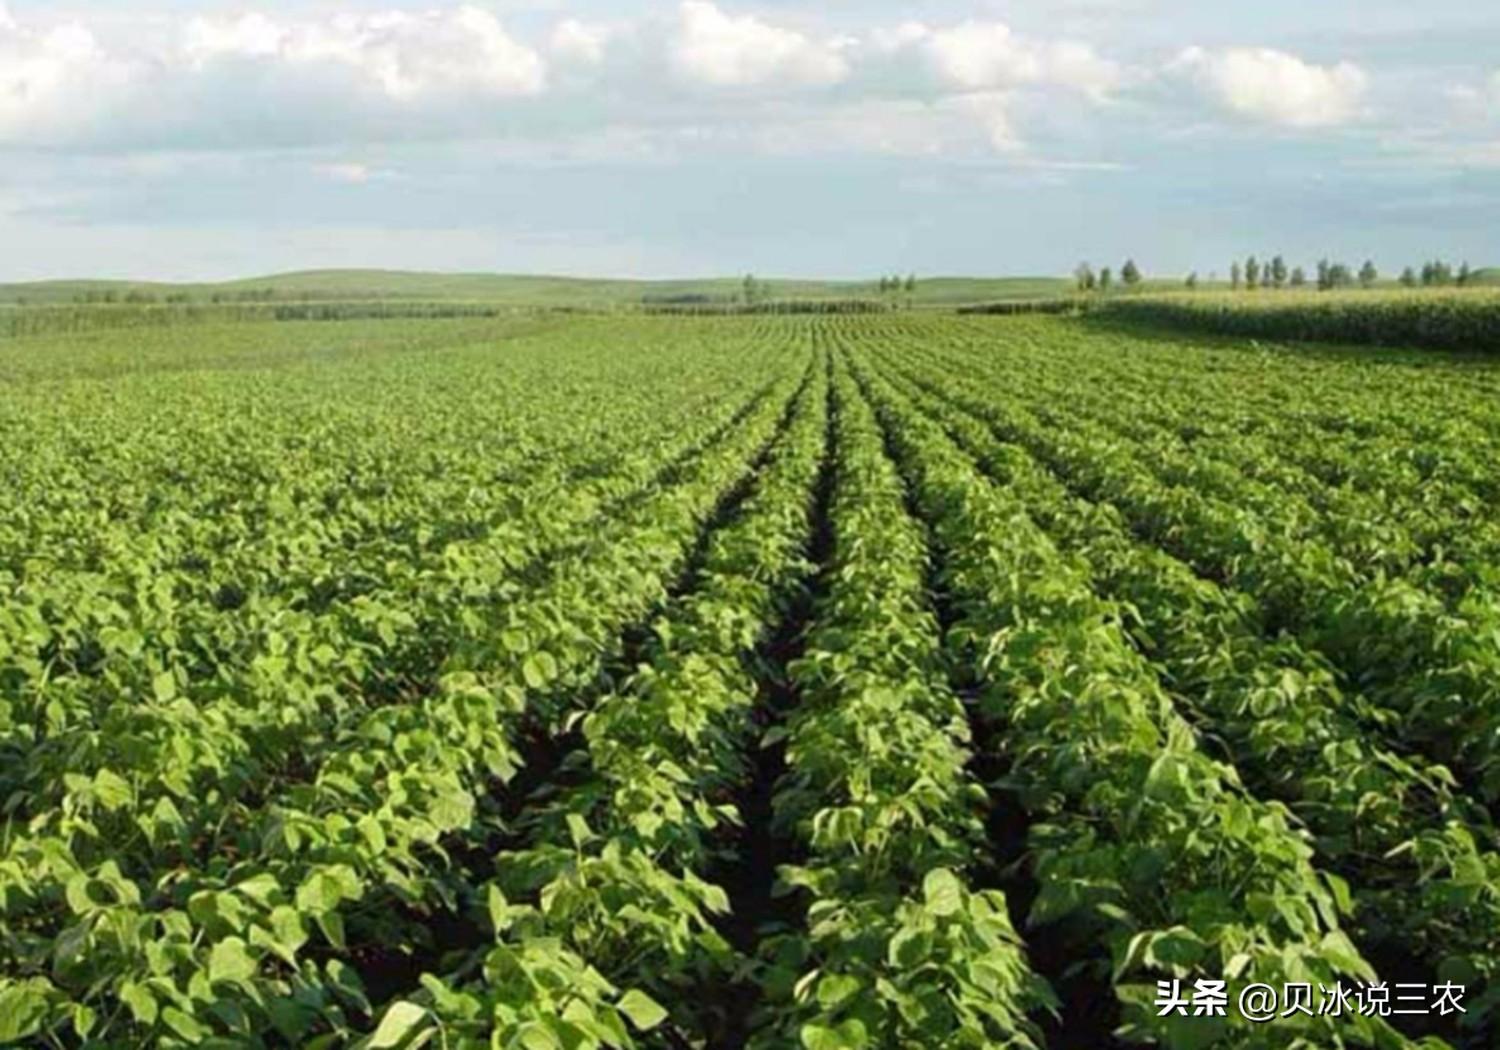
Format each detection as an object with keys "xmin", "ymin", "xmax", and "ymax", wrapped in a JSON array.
[{"xmin": 4, "ymin": 312, "xmax": 1500, "ymax": 1049}]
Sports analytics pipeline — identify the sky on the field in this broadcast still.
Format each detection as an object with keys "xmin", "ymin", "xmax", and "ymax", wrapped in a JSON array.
[{"xmin": 1, "ymin": 0, "xmax": 1497, "ymax": 282}]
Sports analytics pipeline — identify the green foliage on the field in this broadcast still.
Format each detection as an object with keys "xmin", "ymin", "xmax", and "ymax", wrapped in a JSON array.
[
  {"xmin": 4, "ymin": 309, "xmax": 1497, "ymax": 1049},
  {"xmin": 0, "ymin": 315, "xmax": 805, "ymax": 1045},
  {"xmin": 750, "ymin": 356, "xmax": 1050, "ymax": 1048},
  {"xmin": 1093, "ymin": 288, "xmax": 1500, "ymax": 352},
  {"xmin": 879, "ymin": 319, "xmax": 1500, "ymax": 1029}
]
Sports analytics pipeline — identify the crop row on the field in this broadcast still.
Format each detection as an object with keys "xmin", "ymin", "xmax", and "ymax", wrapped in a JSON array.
[
  {"xmin": 900, "ymin": 318, "xmax": 1500, "ymax": 805},
  {"xmin": 868, "ymin": 340, "xmax": 1500, "ymax": 1035},
  {"xmin": 843, "ymin": 336, "xmax": 1417, "ymax": 1048},
  {"xmin": 398, "ymin": 333, "xmax": 832, "ymax": 1048},
  {"xmin": 746, "ymin": 351, "xmax": 1051, "ymax": 1048},
  {"xmin": 7, "ymin": 311, "xmax": 1499, "ymax": 1048},
  {"xmin": 0, "ymin": 327, "xmax": 808, "ymax": 1044}
]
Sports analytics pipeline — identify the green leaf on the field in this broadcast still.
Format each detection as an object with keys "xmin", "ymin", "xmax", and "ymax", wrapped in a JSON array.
[
  {"xmin": 152, "ymin": 670, "xmax": 178, "ymax": 703},
  {"xmin": 804, "ymin": 1026, "xmax": 852, "ymax": 1050},
  {"xmin": 232, "ymin": 873, "xmax": 280, "ymax": 907},
  {"xmin": 522, "ymin": 655, "xmax": 549, "ymax": 690},
  {"xmin": 0, "ymin": 981, "xmax": 51, "ymax": 1042},
  {"xmin": 566, "ymin": 812, "xmax": 593, "ymax": 850},
  {"xmin": 1322, "ymin": 871, "xmax": 1354, "ymax": 915},
  {"xmin": 358, "ymin": 814, "xmax": 387, "ymax": 853},
  {"xmin": 815, "ymin": 973, "xmax": 861, "ymax": 1011},
  {"xmin": 296, "ymin": 870, "xmax": 343, "ymax": 914},
  {"xmin": 209, "ymin": 937, "xmax": 257, "ymax": 984},
  {"xmin": 120, "ymin": 980, "xmax": 158, "ymax": 1025},
  {"xmin": 271, "ymin": 906, "xmax": 308, "ymax": 955},
  {"xmin": 316, "ymin": 910, "xmax": 347, "ymax": 950},
  {"xmin": 518, "ymin": 1023, "xmax": 562, "ymax": 1050},
  {"xmin": 369, "ymin": 1001, "xmax": 428, "ymax": 1049},
  {"xmin": 1319, "ymin": 929, "xmax": 1377, "ymax": 984},
  {"xmin": 486, "ymin": 884, "xmax": 513, "ymax": 934},
  {"xmin": 616, "ymin": 989, "xmax": 668, "ymax": 1031},
  {"xmin": 922, "ymin": 868, "xmax": 963, "ymax": 917},
  {"xmin": 64, "ymin": 874, "xmax": 97, "ymax": 916},
  {"xmin": 71, "ymin": 1003, "xmax": 97, "ymax": 1039},
  {"xmin": 162, "ymin": 1007, "xmax": 210, "ymax": 1042},
  {"xmin": 93, "ymin": 769, "xmax": 132, "ymax": 811},
  {"xmin": 1140, "ymin": 927, "xmax": 1206, "ymax": 976}
]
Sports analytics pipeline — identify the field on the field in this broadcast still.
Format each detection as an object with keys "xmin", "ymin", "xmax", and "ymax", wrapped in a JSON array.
[
  {"xmin": 3, "ymin": 311, "xmax": 1500, "ymax": 1049},
  {"xmin": 0, "ymin": 272, "xmax": 1071, "ymax": 309},
  {"xmin": 1089, "ymin": 288, "xmax": 1500, "ymax": 353}
]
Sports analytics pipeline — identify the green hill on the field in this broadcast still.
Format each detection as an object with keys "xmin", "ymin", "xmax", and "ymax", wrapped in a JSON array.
[{"xmin": 0, "ymin": 269, "xmax": 1070, "ymax": 308}]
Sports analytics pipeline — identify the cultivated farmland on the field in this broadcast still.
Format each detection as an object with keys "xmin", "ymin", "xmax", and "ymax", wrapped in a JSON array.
[{"xmin": 2, "ymin": 312, "xmax": 1498, "ymax": 1049}]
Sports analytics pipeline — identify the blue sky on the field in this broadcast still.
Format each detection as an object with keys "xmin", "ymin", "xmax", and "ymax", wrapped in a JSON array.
[{"xmin": 1, "ymin": 0, "xmax": 1497, "ymax": 281}]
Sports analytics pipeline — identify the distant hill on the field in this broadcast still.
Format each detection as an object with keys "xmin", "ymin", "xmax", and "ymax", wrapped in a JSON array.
[{"xmin": 0, "ymin": 269, "xmax": 1071, "ymax": 308}]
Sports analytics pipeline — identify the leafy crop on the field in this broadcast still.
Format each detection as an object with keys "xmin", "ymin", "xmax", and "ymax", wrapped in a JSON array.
[
  {"xmin": 4, "ymin": 310, "xmax": 1498, "ymax": 1049},
  {"xmin": 1092, "ymin": 288, "xmax": 1500, "ymax": 353}
]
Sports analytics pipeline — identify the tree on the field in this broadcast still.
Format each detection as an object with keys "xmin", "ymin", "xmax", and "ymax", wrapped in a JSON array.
[
  {"xmin": 1099, "ymin": 266, "xmax": 1114, "ymax": 292},
  {"xmin": 1230, "ymin": 261, "xmax": 1242, "ymax": 290},
  {"xmin": 1185, "ymin": 271, "xmax": 1199, "ymax": 291},
  {"xmin": 1329, "ymin": 263, "xmax": 1354, "ymax": 289},
  {"xmin": 1290, "ymin": 266, "xmax": 1307, "ymax": 288},
  {"xmin": 1121, "ymin": 259, "xmax": 1142, "ymax": 287},
  {"xmin": 1458, "ymin": 262, "xmax": 1472, "ymax": 287},
  {"xmin": 1270, "ymin": 255, "xmax": 1288, "ymax": 289},
  {"xmin": 1074, "ymin": 262, "xmax": 1096, "ymax": 292},
  {"xmin": 1358, "ymin": 260, "xmax": 1378, "ymax": 288},
  {"xmin": 878, "ymin": 276, "xmax": 890, "ymax": 294},
  {"xmin": 742, "ymin": 274, "xmax": 758, "ymax": 304},
  {"xmin": 904, "ymin": 273, "xmax": 917, "ymax": 294},
  {"xmin": 1400, "ymin": 266, "xmax": 1417, "ymax": 288},
  {"xmin": 1245, "ymin": 256, "xmax": 1261, "ymax": 290},
  {"xmin": 1316, "ymin": 259, "xmax": 1332, "ymax": 291}
]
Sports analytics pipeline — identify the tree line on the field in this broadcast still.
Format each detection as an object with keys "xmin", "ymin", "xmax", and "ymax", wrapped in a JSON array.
[
  {"xmin": 1219, "ymin": 257, "xmax": 1479, "ymax": 291},
  {"xmin": 71, "ymin": 287, "xmax": 333, "ymax": 305},
  {"xmin": 1073, "ymin": 259, "xmax": 1143, "ymax": 292},
  {"xmin": 1074, "ymin": 257, "xmax": 1483, "ymax": 293}
]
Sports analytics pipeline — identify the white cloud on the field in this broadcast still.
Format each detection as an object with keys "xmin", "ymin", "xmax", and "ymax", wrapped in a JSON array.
[
  {"xmin": 0, "ymin": 2, "xmax": 1403, "ymax": 166},
  {"xmin": 921, "ymin": 21, "xmax": 1121, "ymax": 99},
  {"xmin": 550, "ymin": 18, "xmax": 609, "ymax": 66},
  {"xmin": 852, "ymin": 19, "xmax": 1121, "ymax": 154},
  {"xmin": 0, "ymin": 5, "xmax": 547, "ymax": 148},
  {"xmin": 869, "ymin": 22, "xmax": 931, "ymax": 56},
  {"xmin": 0, "ymin": 10, "xmax": 131, "ymax": 143},
  {"xmin": 1171, "ymin": 46, "xmax": 1367, "ymax": 128},
  {"xmin": 181, "ymin": 7, "xmax": 546, "ymax": 101},
  {"xmin": 671, "ymin": 1, "xmax": 848, "ymax": 88},
  {"xmin": 869, "ymin": 20, "xmax": 1121, "ymax": 100},
  {"xmin": 944, "ymin": 92, "xmax": 1023, "ymax": 152},
  {"xmin": 182, "ymin": 12, "xmax": 283, "ymax": 65}
]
